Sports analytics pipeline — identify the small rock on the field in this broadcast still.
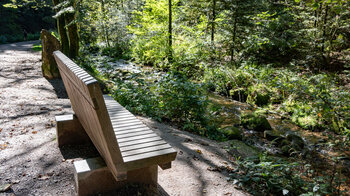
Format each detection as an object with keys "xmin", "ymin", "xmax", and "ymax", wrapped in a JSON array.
[
  {"xmin": 241, "ymin": 113, "xmax": 272, "ymax": 132},
  {"xmin": 264, "ymin": 130, "xmax": 282, "ymax": 141},
  {"xmin": 222, "ymin": 126, "xmax": 243, "ymax": 140},
  {"xmin": 0, "ymin": 184, "xmax": 11, "ymax": 192}
]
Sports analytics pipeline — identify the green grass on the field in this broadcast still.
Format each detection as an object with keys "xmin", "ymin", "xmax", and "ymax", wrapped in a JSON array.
[{"xmin": 32, "ymin": 44, "xmax": 42, "ymax": 51}]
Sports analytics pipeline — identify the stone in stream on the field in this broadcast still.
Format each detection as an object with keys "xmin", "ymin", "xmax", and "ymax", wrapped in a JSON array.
[
  {"xmin": 241, "ymin": 113, "xmax": 272, "ymax": 132},
  {"xmin": 264, "ymin": 130, "xmax": 283, "ymax": 141},
  {"xmin": 221, "ymin": 126, "xmax": 243, "ymax": 140},
  {"xmin": 279, "ymin": 133, "xmax": 305, "ymax": 156},
  {"xmin": 228, "ymin": 140, "xmax": 259, "ymax": 159},
  {"xmin": 40, "ymin": 29, "xmax": 61, "ymax": 79},
  {"xmin": 0, "ymin": 184, "xmax": 11, "ymax": 192}
]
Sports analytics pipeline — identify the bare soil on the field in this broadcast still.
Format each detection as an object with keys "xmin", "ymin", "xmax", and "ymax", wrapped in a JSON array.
[{"xmin": 0, "ymin": 41, "xmax": 247, "ymax": 196}]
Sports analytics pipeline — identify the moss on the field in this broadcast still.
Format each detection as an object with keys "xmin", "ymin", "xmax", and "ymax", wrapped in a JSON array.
[
  {"xmin": 222, "ymin": 126, "xmax": 243, "ymax": 140},
  {"xmin": 295, "ymin": 115, "xmax": 318, "ymax": 130},
  {"xmin": 255, "ymin": 93, "xmax": 270, "ymax": 106},
  {"xmin": 241, "ymin": 112, "xmax": 272, "ymax": 132}
]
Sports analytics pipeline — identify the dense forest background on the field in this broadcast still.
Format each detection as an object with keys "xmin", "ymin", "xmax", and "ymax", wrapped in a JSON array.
[
  {"xmin": 1, "ymin": 0, "xmax": 350, "ymax": 195},
  {"xmin": 0, "ymin": 0, "xmax": 55, "ymax": 43}
]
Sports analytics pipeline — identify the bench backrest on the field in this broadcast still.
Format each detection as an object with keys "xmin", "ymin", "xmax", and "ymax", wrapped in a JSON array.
[{"xmin": 53, "ymin": 51, "xmax": 127, "ymax": 180}]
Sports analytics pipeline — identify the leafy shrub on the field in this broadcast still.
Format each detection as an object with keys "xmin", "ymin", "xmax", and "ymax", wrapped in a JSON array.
[
  {"xmin": 0, "ymin": 35, "xmax": 7, "ymax": 44},
  {"xmin": 241, "ymin": 112, "xmax": 272, "ymax": 132},
  {"xmin": 111, "ymin": 71, "xmax": 210, "ymax": 134},
  {"xmin": 27, "ymin": 33, "xmax": 40, "ymax": 40},
  {"xmin": 231, "ymin": 153, "xmax": 345, "ymax": 196}
]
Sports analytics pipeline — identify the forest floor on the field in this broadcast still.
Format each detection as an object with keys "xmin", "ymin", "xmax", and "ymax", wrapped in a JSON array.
[{"xmin": 0, "ymin": 41, "xmax": 247, "ymax": 195}]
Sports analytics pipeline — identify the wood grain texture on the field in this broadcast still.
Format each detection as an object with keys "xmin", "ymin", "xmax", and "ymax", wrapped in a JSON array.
[
  {"xmin": 54, "ymin": 51, "xmax": 127, "ymax": 181},
  {"xmin": 54, "ymin": 51, "xmax": 177, "ymax": 179}
]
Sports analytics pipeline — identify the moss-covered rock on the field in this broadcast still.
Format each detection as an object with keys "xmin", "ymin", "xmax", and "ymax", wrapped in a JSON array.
[
  {"xmin": 228, "ymin": 140, "xmax": 259, "ymax": 159},
  {"xmin": 279, "ymin": 134, "xmax": 305, "ymax": 156},
  {"xmin": 264, "ymin": 130, "xmax": 283, "ymax": 141},
  {"xmin": 256, "ymin": 93, "xmax": 270, "ymax": 106},
  {"xmin": 286, "ymin": 134, "xmax": 304, "ymax": 149},
  {"xmin": 241, "ymin": 113, "xmax": 272, "ymax": 132},
  {"xmin": 222, "ymin": 126, "xmax": 243, "ymax": 140}
]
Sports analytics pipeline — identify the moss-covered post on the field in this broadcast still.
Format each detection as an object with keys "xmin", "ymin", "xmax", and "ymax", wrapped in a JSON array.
[
  {"xmin": 41, "ymin": 29, "xmax": 61, "ymax": 79},
  {"xmin": 52, "ymin": 0, "xmax": 69, "ymax": 56}
]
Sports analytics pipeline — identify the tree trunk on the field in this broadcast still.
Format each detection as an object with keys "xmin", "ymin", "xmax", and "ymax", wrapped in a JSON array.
[
  {"xmin": 52, "ymin": 0, "xmax": 69, "ymax": 56},
  {"xmin": 101, "ymin": 0, "xmax": 111, "ymax": 49},
  {"xmin": 231, "ymin": 0, "xmax": 238, "ymax": 63},
  {"xmin": 168, "ymin": 0, "xmax": 172, "ymax": 61},
  {"xmin": 65, "ymin": 11, "xmax": 79, "ymax": 59},
  {"xmin": 211, "ymin": 0, "xmax": 216, "ymax": 44}
]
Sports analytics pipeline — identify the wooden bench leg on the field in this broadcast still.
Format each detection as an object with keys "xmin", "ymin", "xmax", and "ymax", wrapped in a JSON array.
[
  {"xmin": 55, "ymin": 114, "xmax": 91, "ymax": 147},
  {"xmin": 74, "ymin": 157, "xmax": 158, "ymax": 196}
]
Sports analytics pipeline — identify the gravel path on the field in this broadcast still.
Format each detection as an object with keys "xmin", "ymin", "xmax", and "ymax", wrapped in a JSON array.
[{"xmin": 0, "ymin": 41, "xmax": 247, "ymax": 196}]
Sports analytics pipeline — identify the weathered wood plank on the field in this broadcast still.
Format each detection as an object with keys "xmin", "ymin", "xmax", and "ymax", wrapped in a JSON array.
[
  {"xmin": 121, "ymin": 144, "xmax": 172, "ymax": 157},
  {"xmin": 120, "ymin": 140, "xmax": 167, "ymax": 152},
  {"xmin": 118, "ymin": 136, "xmax": 163, "ymax": 148},
  {"xmin": 115, "ymin": 128, "xmax": 150, "ymax": 135},
  {"xmin": 123, "ymin": 148, "xmax": 177, "ymax": 163},
  {"xmin": 116, "ymin": 130, "xmax": 154, "ymax": 139},
  {"xmin": 117, "ymin": 133, "xmax": 159, "ymax": 143},
  {"xmin": 54, "ymin": 51, "xmax": 127, "ymax": 181}
]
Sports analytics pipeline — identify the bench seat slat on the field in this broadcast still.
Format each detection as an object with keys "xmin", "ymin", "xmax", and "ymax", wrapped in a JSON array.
[
  {"xmin": 112, "ymin": 122, "xmax": 146, "ymax": 129},
  {"xmin": 123, "ymin": 148, "xmax": 177, "ymax": 163},
  {"xmin": 121, "ymin": 144, "xmax": 172, "ymax": 157},
  {"xmin": 118, "ymin": 136, "xmax": 163, "ymax": 148},
  {"xmin": 116, "ymin": 130, "xmax": 154, "ymax": 139},
  {"xmin": 120, "ymin": 140, "xmax": 167, "ymax": 152},
  {"xmin": 114, "ymin": 126, "xmax": 148, "ymax": 133},
  {"xmin": 115, "ymin": 128, "xmax": 150, "ymax": 135},
  {"xmin": 117, "ymin": 133, "xmax": 159, "ymax": 143},
  {"xmin": 111, "ymin": 119, "xmax": 141, "ymax": 125}
]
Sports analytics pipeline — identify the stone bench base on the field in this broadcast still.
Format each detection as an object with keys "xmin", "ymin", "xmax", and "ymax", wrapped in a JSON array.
[
  {"xmin": 55, "ymin": 114, "xmax": 91, "ymax": 147},
  {"xmin": 56, "ymin": 114, "xmax": 159, "ymax": 195},
  {"xmin": 74, "ymin": 157, "xmax": 158, "ymax": 196}
]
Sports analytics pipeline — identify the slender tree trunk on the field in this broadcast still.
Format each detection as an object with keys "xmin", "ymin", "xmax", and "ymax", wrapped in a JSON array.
[
  {"xmin": 211, "ymin": 0, "xmax": 216, "ymax": 44},
  {"xmin": 321, "ymin": 4, "xmax": 328, "ymax": 54},
  {"xmin": 168, "ymin": 0, "xmax": 172, "ymax": 61},
  {"xmin": 64, "ymin": 0, "xmax": 79, "ymax": 59},
  {"xmin": 52, "ymin": 0, "xmax": 69, "ymax": 56},
  {"xmin": 231, "ymin": 0, "xmax": 238, "ymax": 63},
  {"xmin": 101, "ymin": 0, "xmax": 111, "ymax": 49},
  {"xmin": 65, "ymin": 12, "xmax": 79, "ymax": 59},
  {"xmin": 321, "ymin": 4, "xmax": 329, "ymax": 66}
]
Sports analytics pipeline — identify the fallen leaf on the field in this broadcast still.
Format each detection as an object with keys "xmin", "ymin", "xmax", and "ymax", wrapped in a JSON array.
[
  {"xmin": 38, "ymin": 175, "xmax": 49, "ymax": 180},
  {"xmin": 0, "ymin": 184, "xmax": 11, "ymax": 192},
  {"xmin": 12, "ymin": 180, "xmax": 20, "ymax": 184},
  {"xmin": 32, "ymin": 131, "xmax": 37, "ymax": 134},
  {"xmin": 196, "ymin": 149, "xmax": 202, "ymax": 154},
  {"xmin": 207, "ymin": 166, "xmax": 222, "ymax": 172}
]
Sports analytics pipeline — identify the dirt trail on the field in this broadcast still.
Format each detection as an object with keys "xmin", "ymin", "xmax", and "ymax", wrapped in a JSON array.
[{"xmin": 0, "ymin": 41, "xmax": 247, "ymax": 196}]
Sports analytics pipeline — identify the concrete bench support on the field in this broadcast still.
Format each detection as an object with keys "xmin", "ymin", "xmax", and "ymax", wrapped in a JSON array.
[
  {"xmin": 55, "ymin": 114, "xmax": 91, "ymax": 147},
  {"xmin": 74, "ymin": 157, "xmax": 158, "ymax": 196}
]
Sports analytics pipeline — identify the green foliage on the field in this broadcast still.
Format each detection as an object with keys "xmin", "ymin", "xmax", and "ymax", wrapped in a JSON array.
[
  {"xmin": 241, "ymin": 112, "xmax": 272, "ymax": 132},
  {"xmin": 0, "ymin": 0, "xmax": 55, "ymax": 41},
  {"xmin": 231, "ymin": 153, "xmax": 345, "ymax": 195},
  {"xmin": 203, "ymin": 64, "xmax": 350, "ymax": 136},
  {"xmin": 32, "ymin": 43, "xmax": 42, "ymax": 51},
  {"xmin": 111, "ymin": 70, "xmax": 210, "ymax": 134}
]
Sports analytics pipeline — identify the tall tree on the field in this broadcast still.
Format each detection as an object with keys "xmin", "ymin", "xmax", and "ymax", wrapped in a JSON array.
[
  {"xmin": 52, "ymin": 0, "xmax": 69, "ymax": 56},
  {"xmin": 168, "ymin": 0, "xmax": 172, "ymax": 61}
]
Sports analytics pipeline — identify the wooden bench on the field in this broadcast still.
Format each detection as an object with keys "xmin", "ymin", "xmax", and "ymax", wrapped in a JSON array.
[{"xmin": 53, "ymin": 51, "xmax": 177, "ymax": 195}]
